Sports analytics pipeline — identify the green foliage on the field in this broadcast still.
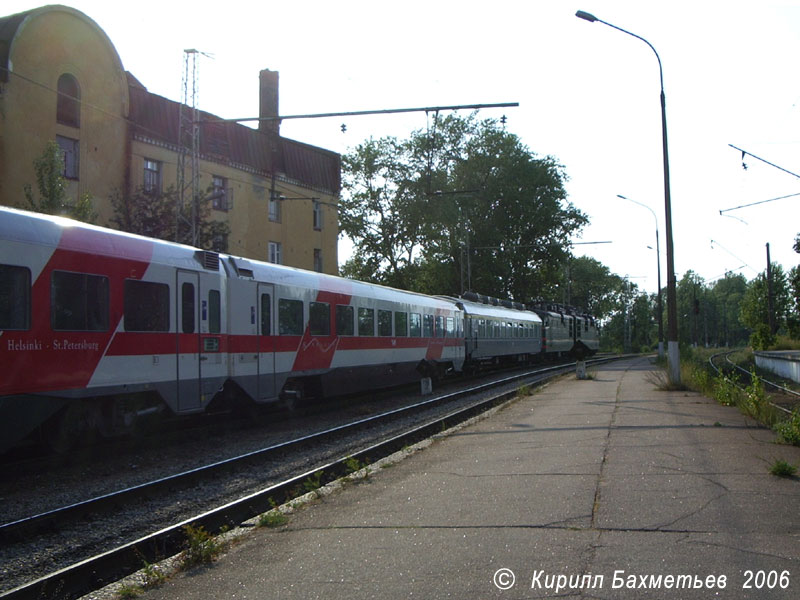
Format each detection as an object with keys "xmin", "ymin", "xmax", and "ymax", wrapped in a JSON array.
[
  {"xmin": 741, "ymin": 371, "xmax": 767, "ymax": 419},
  {"xmin": 24, "ymin": 141, "xmax": 97, "ymax": 223},
  {"xmin": 344, "ymin": 456, "xmax": 366, "ymax": 474},
  {"xmin": 180, "ymin": 524, "xmax": 226, "ymax": 568},
  {"xmin": 110, "ymin": 185, "xmax": 229, "ymax": 252},
  {"xmin": 141, "ymin": 561, "xmax": 167, "ymax": 588},
  {"xmin": 302, "ymin": 470, "xmax": 325, "ymax": 494},
  {"xmin": 740, "ymin": 264, "xmax": 791, "ymax": 344},
  {"xmin": 116, "ymin": 585, "xmax": 142, "ymax": 599},
  {"xmin": 340, "ymin": 113, "xmax": 587, "ymax": 299},
  {"xmin": 774, "ymin": 409, "xmax": 800, "ymax": 446},
  {"xmin": 749, "ymin": 323, "xmax": 776, "ymax": 351},
  {"xmin": 257, "ymin": 510, "xmax": 289, "ymax": 528},
  {"xmin": 769, "ymin": 459, "xmax": 797, "ymax": 478},
  {"xmin": 713, "ymin": 372, "xmax": 740, "ymax": 407}
]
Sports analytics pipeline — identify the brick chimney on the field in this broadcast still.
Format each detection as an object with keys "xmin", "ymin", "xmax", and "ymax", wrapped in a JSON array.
[{"xmin": 259, "ymin": 69, "xmax": 279, "ymax": 135}]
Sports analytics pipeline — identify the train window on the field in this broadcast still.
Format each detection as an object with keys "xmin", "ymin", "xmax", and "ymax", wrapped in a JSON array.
[
  {"xmin": 0, "ymin": 265, "xmax": 31, "ymax": 330},
  {"xmin": 279, "ymin": 299, "xmax": 304, "ymax": 335},
  {"xmin": 261, "ymin": 293, "xmax": 271, "ymax": 335},
  {"xmin": 310, "ymin": 302, "xmax": 331, "ymax": 336},
  {"xmin": 358, "ymin": 307, "xmax": 374, "ymax": 336},
  {"xmin": 52, "ymin": 271, "xmax": 109, "ymax": 331},
  {"xmin": 446, "ymin": 317, "xmax": 455, "ymax": 337},
  {"xmin": 124, "ymin": 280, "xmax": 169, "ymax": 332},
  {"xmin": 409, "ymin": 313, "xmax": 422, "ymax": 337},
  {"xmin": 423, "ymin": 314, "xmax": 434, "ymax": 338},
  {"xmin": 378, "ymin": 309, "xmax": 392, "ymax": 336},
  {"xmin": 335, "ymin": 305, "xmax": 354, "ymax": 336},
  {"xmin": 435, "ymin": 316, "xmax": 444, "ymax": 338},
  {"xmin": 208, "ymin": 290, "xmax": 221, "ymax": 333},
  {"xmin": 394, "ymin": 312, "xmax": 408, "ymax": 337},
  {"xmin": 182, "ymin": 283, "xmax": 195, "ymax": 334}
]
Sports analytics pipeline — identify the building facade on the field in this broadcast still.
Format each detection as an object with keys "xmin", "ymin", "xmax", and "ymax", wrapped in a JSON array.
[{"xmin": 0, "ymin": 4, "xmax": 340, "ymax": 273}]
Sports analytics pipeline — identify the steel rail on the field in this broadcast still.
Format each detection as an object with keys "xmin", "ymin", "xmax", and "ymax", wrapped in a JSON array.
[
  {"xmin": 0, "ymin": 359, "xmax": 579, "ymax": 542},
  {"xmin": 708, "ymin": 351, "xmax": 795, "ymax": 416},
  {"xmin": 0, "ymin": 356, "xmax": 616, "ymax": 600}
]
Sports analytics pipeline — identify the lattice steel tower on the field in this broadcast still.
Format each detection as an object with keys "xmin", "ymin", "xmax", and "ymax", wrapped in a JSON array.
[{"xmin": 177, "ymin": 49, "xmax": 201, "ymax": 244}]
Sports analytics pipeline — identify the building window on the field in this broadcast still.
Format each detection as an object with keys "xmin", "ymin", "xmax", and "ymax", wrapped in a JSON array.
[
  {"xmin": 269, "ymin": 194, "xmax": 281, "ymax": 222},
  {"xmin": 143, "ymin": 159, "xmax": 161, "ymax": 194},
  {"xmin": 313, "ymin": 200, "xmax": 323, "ymax": 230},
  {"xmin": 268, "ymin": 241, "xmax": 282, "ymax": 265},
  {"xmin": 57, "ymin": 73, "xmax": 80, "ymax": 127},
  {"xmin": 56, "ymin": 135, "xmax": 79, "ymax": 180},
  {"xmin": 313, "ymin": 249, "xmax": 323, "ymax": 273},
  {"xmin": 211, "ymin": 175, "xmax": 230, "ymax": 211}
]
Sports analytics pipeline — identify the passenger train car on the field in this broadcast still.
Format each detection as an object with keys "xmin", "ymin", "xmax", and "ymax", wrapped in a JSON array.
[{"xmin": 0, "ymin": 207, "xmax": 597, "ymax": 452}]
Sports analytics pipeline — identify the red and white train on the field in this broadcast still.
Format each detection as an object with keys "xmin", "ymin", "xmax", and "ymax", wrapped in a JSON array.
[{"xmin": 0, "ymin": 207, "xmax": 597, "ymax": 452}]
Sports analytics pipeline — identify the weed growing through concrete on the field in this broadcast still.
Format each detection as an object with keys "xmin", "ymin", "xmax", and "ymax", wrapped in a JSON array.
[
  {"xmin": 116, "ymin": 584, "xmax": 141, "ymax": 599},
  {"xmin": 258, "ymin": 510, "xmax": 289, "ymax": 528},
  {"xmin": 141, "ymin": 560, "xmax": 167, "ymax": 588},
  {"xmin": 769, "ymin": 459, "xmax": 798, "ymax": 478},
  {"xmin": 516, "ymin": 384, "xmax": 531, "ymax": 398},
  {"xmin": 180, "ymin": 524, "xmax": 227, "ymax": 569}
]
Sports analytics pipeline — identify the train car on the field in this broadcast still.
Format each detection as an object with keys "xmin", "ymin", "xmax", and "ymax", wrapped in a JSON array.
[
  {"xmin": 0, "ymin": 207, "xmax": 464, "ymax": 452},
  {"xmin": 223, "ymin": 256, "xmax": 464, "ymax": 403},
  {"xmin": 446, "ymin": 293, "xmax": 543, "ymax": 369},
  {"xmin": 530, "ymin": 303, "xmax": 599, "ymax": 359}
]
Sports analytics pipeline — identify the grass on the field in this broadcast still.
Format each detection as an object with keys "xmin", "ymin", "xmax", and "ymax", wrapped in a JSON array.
[
  {"xmin": 678, "ymin": 348, "xmax": 800, "ymax": 446},
  {"xmin": 769, "ymin": 459, "xmax": 798, "ymax": 478},
  {"xmin": 257, "ymin": 510, "xmax": 289, "ymax": 528}
]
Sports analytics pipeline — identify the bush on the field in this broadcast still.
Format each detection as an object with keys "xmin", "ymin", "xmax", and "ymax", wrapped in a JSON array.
[{"xmin": 774, "ymin": 409, "xmax": 800, "ymax": 445}]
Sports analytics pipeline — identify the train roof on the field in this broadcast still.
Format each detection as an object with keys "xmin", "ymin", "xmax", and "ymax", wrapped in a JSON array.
[
  {"xmin": 442, "ymin": 296, "xmax": 542, "ymax": 323},
  {"xmin": 0, "ymin": 206, "xmax": 459, "ymax": 311}
]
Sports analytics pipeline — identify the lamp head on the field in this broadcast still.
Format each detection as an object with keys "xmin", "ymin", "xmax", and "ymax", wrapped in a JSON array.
[{"xmin": 576, "ymin": 10, "xmax": 598, "ymax": 22}]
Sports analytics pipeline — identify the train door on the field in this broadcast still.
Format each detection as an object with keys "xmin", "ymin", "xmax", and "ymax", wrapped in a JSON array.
[
  {"xmin": 177, "ymin": 270, "xmax": 202, "ymax": 411},
  {"xmin": 257, "ymin": 283, "xmax": 276, "ymax": 400}
]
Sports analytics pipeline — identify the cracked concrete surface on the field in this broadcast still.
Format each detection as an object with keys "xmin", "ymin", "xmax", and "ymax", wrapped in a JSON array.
[{"xmin": 137, "ymin": 357, "xmax": 800, "ymax": 600}]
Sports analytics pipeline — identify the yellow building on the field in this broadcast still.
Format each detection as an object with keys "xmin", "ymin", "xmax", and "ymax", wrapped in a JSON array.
[{"xmin": 0, "ymin": 4, "xmax": 340, "ymax": 274}]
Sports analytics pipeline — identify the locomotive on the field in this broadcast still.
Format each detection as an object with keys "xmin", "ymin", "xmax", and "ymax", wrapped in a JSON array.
[{"xmin": 0, "ymin": 207, "xmax": 597, "ymax": 452}]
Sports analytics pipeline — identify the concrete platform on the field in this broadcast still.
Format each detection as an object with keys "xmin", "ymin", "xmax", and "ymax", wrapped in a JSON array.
[{"xmin": 139, "ymin": 357, "xmax": 800, "ymax": 599}]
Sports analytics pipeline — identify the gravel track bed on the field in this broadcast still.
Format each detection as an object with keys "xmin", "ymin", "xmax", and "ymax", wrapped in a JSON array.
[{"xmin": 0, "ymin": 369, "xmax": 543, "ymax": 594}]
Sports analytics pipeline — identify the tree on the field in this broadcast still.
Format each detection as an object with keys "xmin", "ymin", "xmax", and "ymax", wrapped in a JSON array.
[
  {"xmin": 740, "ymin": 263, "xmax": 790, "ymax": 349},
  {"xmin": 24, "ymin": 141, "xmax": 96, "ymax": 223},
  {"xmin": 111, "ymin": 185, "xmax": 229, "ymax": 252},
  {"xmin": 709, "ymin": 272, "xmax": 749, "ymax": 347},
  {"xmin": 340, "ymin": 113, "xmax": 587, "ymax": 299}
]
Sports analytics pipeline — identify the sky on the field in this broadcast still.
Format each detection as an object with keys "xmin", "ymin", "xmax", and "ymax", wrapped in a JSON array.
[{"xmin": 6, "ymin": 0, "xmax": 800, "ymax": 295}]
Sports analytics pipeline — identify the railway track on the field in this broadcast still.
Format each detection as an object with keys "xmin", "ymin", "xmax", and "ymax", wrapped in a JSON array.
[
  {"xmin": 709, "ymin": 350, "xmax": 800, "ymax": 416},
  {"xmin": 0, "ymin": 356, "xmax": 616, "ymax": 600}
]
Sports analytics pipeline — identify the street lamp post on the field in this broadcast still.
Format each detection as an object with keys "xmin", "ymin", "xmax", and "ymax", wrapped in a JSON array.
[
  {"xmin": 617, "ymin": 194, "xmax": 663, "ymax": 358},
  {"xmin": 576, "ymin": 10, "xmax": 680, "ymax": 383}
]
